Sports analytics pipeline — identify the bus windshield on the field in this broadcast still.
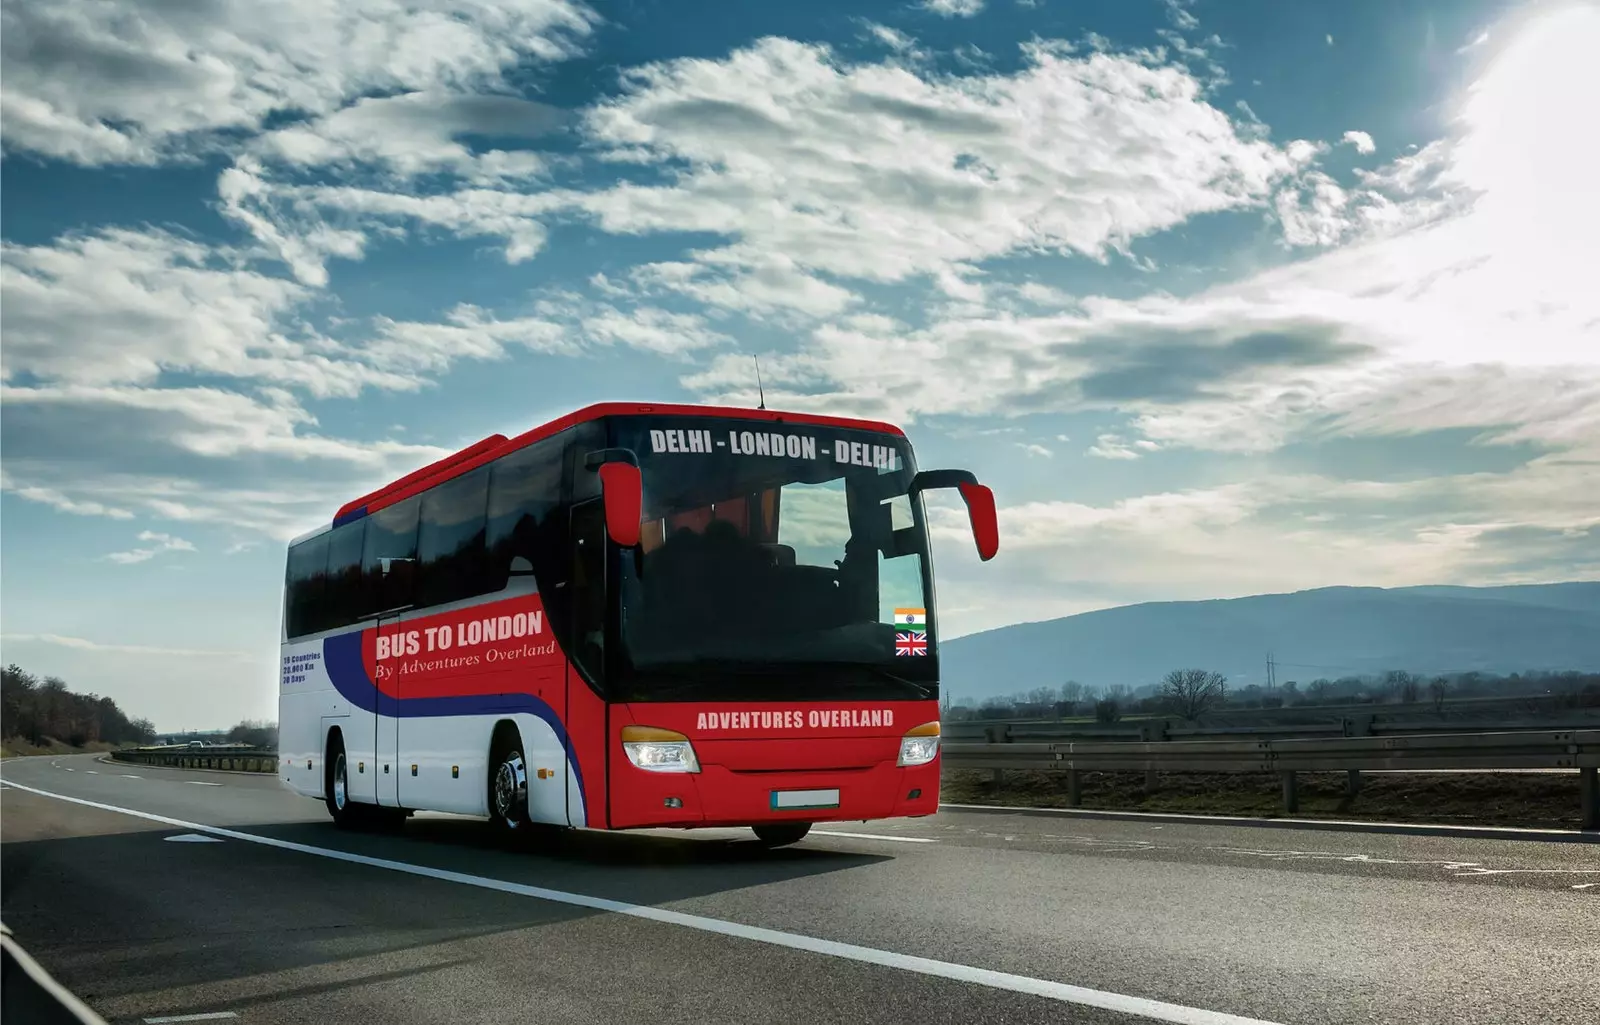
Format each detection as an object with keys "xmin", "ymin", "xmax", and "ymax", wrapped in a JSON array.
[{"xmin": 610, "ymin": 415, "xmax": 937, "ymax": 701}]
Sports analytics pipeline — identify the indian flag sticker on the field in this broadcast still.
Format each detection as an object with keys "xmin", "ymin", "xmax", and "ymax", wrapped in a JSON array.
[{"xmin": 893, "ymin": 607, "xmax": 926, "ymax": 633}]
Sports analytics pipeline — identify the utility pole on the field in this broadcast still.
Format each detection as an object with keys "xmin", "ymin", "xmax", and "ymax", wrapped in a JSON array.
[{"xmin": 1266, "ymin": 652, "xmax": 1276, "ymax": 690}]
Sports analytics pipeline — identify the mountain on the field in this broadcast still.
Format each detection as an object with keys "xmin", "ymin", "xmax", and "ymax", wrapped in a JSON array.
[{"xmin": 938, "ymin": 582, "xmax": 1600, "ymax": 702}]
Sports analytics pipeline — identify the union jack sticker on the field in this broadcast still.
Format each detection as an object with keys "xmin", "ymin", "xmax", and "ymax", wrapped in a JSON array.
[{"xmin": 895, "ymin": 632, "xmax": 928, "ymax": 656}]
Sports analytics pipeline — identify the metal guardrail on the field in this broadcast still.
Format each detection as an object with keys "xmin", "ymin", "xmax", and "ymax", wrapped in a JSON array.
[
  {"xmin": 112, "ymin": 746, "xmax": 277, "ymax": 773},
  {"xmin": 944, "ymin": 712, "xmax": 1600, "ymax": 744},
  {"xmin": 942, "ymin": 729, "xmax": 1600, "ymax": 828},
  {"xmin": 1, "ymin": 923, "xmax": 109, "ymax": 1025}
]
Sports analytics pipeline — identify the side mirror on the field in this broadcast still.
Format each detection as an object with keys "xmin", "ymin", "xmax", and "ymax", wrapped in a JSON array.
[
  {"xmin": 585, "ymin": 448, "xmax": 643, "ymax": 548},
  {"xmin": 909, "ymin": 469, "xmax": 1000, "ymax": 562}
]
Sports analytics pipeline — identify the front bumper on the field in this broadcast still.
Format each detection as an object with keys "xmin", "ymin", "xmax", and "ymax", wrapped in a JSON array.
[{"xmin": 608, "ymin": 757, "xmax": 941, "ymax": 829}]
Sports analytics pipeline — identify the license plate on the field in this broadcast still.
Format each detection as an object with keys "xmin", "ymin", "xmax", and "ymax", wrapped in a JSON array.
[{"xmin": 770, "ymin": 788, "xmax": 840, "ymax": 810}]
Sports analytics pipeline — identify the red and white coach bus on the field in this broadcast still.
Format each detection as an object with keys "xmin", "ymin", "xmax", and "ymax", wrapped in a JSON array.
[{"xmin": 278, "ymin": 402, "xmax": 998, "ymax": 846}]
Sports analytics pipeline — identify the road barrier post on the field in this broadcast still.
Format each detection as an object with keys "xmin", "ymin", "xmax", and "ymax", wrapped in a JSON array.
[
  {"xmin": 1581, "ymin": 767, "xmax": 1599, "ymax": 831},
  {"xmin": 1280, "ymin": 771, "xmax": 1299, "ymax": 814},
  {"xmin": 1066, "ymin": 768, "xmax": 1081, "ymax": 807},
  {"xmin": 1346, "ymin": 769, "xmax": 1362, "ymax": 797}
]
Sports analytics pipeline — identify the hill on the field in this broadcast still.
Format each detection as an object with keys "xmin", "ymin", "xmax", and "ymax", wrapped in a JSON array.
[{"xmin": 938, "ymin": 582, "xmax": 1600, "ymax": 702}]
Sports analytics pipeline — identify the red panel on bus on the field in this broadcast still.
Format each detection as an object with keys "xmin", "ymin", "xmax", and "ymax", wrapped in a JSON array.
[
  {"xmin": 335, "ymin": 433, "xmax": 507, "ymax": 522},
  {"xmin": 351, "ymin": 402, "xmax": 907, "ymax": 519}
]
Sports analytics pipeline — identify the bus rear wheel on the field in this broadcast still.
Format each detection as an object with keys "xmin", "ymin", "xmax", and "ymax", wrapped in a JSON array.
[
  {"xmin": 324, "ymin": 734, "xmax": 359, "ymax": 829},
  {"xmin": 752, "ymin": 823, "xmax": 811, "ymax": 848},
  {"xmin": 488, "ymin": 735, "xmax": 529, "ymax": 833}
]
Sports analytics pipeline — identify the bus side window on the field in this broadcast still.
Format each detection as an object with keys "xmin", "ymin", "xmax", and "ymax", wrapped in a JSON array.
[
  {"xmin": 324, "ymin": 520, "xmax": 367, "ymax": 630},
  {"xmin": 361, "ymin": 499, "xmax": 420, "ymax": 615},
  {"xmin": 415, "ymin": 467, "xmax": 490, "ymax": 608},
  {"xmin": 286, "ymin": 533, "xmax": 330, "ymax": 638},
  {"xmin": 485, "ymin": 440, "xmax": 562, "ymax": 591}
]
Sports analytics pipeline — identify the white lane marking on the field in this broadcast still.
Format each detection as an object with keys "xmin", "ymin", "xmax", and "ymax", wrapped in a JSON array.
[
  {"xmin": 122, "ymin": 774, "xmax": 143, "ymax": 779},
  {"xmin": 145, "ymin": 1013, "xmax": 239, "ymax": 1023},
  {"xmin": 165, "ymin": 833, "xmax": 224, "ymax": 844},
  {"xmin": 86, "ymin": 770, "xmax": 99, "ymax": 774},
  {"xmin": 811, "ymin": 830, "xmax": 938, "ymax": 844},
  {"xmin": 185, "ymin": 781, "xmax": 223, "ymax": 787},
  {"xmin": 1573, "ymin": 883, "xmax": 1598, "ymax": 890},
  {"xmin": 64, "ymin": 767, "xmax": 75, "ymax": 772},
  {"xmin": 4, "ymin": 780, "xmax": 1279, "ymax": 1025}
]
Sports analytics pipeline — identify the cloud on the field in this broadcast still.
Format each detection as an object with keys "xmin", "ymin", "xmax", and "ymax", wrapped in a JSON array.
[
  {"xmin": 0, "ymin": 633, "xmax": 253, "ymax": 660},
  {"xmin": 105, "ymin": 530, "xmax": 197, "ymax": 565},
  {"xmin": 1015, "ymin": 442, "xmax": 1053, "ymax": 458},
  {"xmin": 864, "ymin": 24, "xmax": 917, "ymax": 52},
  {"xmin": 1161, "ymin": 0, "xmax": 1200, "ymax": 32},
  {"xmin": 0, "ymin": 382, "xmax": 452, "ymax": 539},
  {"xmin": 238, "ymin": 36, "xmax": 1314, "ymax": 308},
  {"xmin": 1, "ymin": 479, "xmax": 134, "ymax": 519},
  {"xmin": 683, "ymin": 9, "xmax": 1598, "ymax": 461},
  {"xmin": 1087, "ymin": 434, "xmax": 1158, "ymax": 460},
  {"xmin": 0, "ymin": 221, "xmax": 745, "ymax": 539},
  {"xmin": 922, "ymin": 0, "xmax": 985, "ymax": 17},
  {"xmin": 253, "ymin": 92, "xmax": 568, "ymax": 183},
  {"xmin": 0, "ymin": 0, "xmax": 598, "ymax": 165},
  {"xmin": 1340, "ymin": 130, "xmax": 1376, "ymax": 154},
  {"xmin": 925, "ymin": 463, "xmax": 1599, "ymax": 634}
]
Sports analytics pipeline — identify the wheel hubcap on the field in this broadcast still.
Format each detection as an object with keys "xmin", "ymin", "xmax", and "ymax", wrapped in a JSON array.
[
  {"xmin": 493, "ymin": 755, "xmax": 527, "ymax": 827},
  {"xmin": 333, "ymin": 755, "xmax": 347, "ymax": 810}
]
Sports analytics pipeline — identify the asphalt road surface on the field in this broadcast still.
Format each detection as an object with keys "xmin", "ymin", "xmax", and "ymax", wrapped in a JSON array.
[{"xmin": 3, "ymin": 754, "xmax": 1597, "ymax": 1025}]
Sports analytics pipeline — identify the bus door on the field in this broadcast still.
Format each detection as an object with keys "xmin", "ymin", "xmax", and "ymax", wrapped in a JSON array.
[
  {"xmin": 375, "ymin": 613, "xmax": 405, "ymax": 807},
  {"xmin": 565, "ymin": 497, "xmax": 608, "ymax": 827}
]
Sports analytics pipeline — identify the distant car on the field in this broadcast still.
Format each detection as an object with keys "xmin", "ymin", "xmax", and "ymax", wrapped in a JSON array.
[{"xmin": 187, "ymin": 741, "xmax": 204, "ymax": 749}]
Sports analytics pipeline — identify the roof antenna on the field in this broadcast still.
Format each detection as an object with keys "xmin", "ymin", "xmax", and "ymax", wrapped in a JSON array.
[{"xmin": 753, "ymin": 354, "xmax": 766, "ymax": 410}]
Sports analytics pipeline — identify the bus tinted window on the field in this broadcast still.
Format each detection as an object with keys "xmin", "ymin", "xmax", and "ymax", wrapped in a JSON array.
[
  {"xmin": 361, "ymin": 498, "xmax": 420, "ymax": 614},
  {"xmin": 325, "ymin": 520, "xmax": 366, "ymax": 629},
  {"xmin": 485, "ymin": 440, "xmax": 563, "ymax": 591},
  {"xmin": 416, "ymin": 467, "xmax": 490, "ymax": 607},
  {"xmin": 285, "ymin": 533, "xmax": 330, "ymax": 638}
]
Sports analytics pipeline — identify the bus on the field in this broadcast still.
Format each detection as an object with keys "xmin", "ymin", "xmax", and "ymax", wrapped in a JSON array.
[{"xmin": 278, "ymin": 401, "xmax": 998, "ymax": 847}]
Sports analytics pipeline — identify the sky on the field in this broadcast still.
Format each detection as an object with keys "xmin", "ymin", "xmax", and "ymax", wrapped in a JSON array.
[{"xmin": 2, "ymin": 0, "xmax": 1596, "ymax": 730}]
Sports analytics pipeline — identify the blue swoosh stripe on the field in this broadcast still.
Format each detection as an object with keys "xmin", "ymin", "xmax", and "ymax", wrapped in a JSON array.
[{"xmin": 322, "ymin": 631, "xmax": 586, "ymax": 803}]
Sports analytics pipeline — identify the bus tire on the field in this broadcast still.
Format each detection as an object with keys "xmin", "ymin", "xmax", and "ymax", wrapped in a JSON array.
[
  {"xmin": 324, "ymin": 732, "xmax": 359, "ymax": 829},
  {"xmin": 752, "ymin": 823, "xmax": 811, "ymax": 847},
  {"xmin": 488, "ymin": 732, "xmax": 529, "ymax": 833}
]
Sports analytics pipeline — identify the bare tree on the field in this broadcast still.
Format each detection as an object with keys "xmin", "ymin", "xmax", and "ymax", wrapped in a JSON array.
[
  {"xmin": 1384, "ymin": 669, "xmax": 1418, "ymax": 704},
  {"xmin": 1161, "ymin": 668, "xmax": 1228, "ymax": 720},
  {"xmin": 1428, "ymin": 676, "xmax": 1449, "ymax": 715},
  {"xmin": 1059, "ymin": 680, "xmax": 1084, "ymax": 705}
]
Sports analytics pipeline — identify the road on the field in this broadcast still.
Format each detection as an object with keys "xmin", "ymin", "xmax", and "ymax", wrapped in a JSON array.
[{"xmin": 3, "ymin": 754, "xmax": 1597, "ymax": 1025}]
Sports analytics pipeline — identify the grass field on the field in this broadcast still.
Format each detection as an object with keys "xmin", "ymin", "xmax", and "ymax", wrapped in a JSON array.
[
  {"xmin": 941, "ymin": 767, "xmax": 1592, "ymax": 830},
  {"xmin": 0, "ymin": 737, "xmax": 121, "ymax": 759}
]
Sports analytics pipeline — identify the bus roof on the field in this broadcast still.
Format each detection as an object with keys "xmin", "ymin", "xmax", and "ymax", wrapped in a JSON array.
[{"xmin": 327, "ymin": 401, "xmax": 907, "ymax": 530}]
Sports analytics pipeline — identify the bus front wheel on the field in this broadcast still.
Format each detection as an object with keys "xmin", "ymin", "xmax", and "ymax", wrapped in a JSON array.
[{"xmin": 752, "ymin": 823, "xmax": 811, "ymax": 847}]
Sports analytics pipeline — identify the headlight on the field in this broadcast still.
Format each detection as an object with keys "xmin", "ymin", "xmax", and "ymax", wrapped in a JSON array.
[
  {"xmin": 897, "ymin": 721, "xmax": 941, "ymax": 767},
  {"xmin": 621, "ymin": 725, "xmax": 700, "ymax": 773}
]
